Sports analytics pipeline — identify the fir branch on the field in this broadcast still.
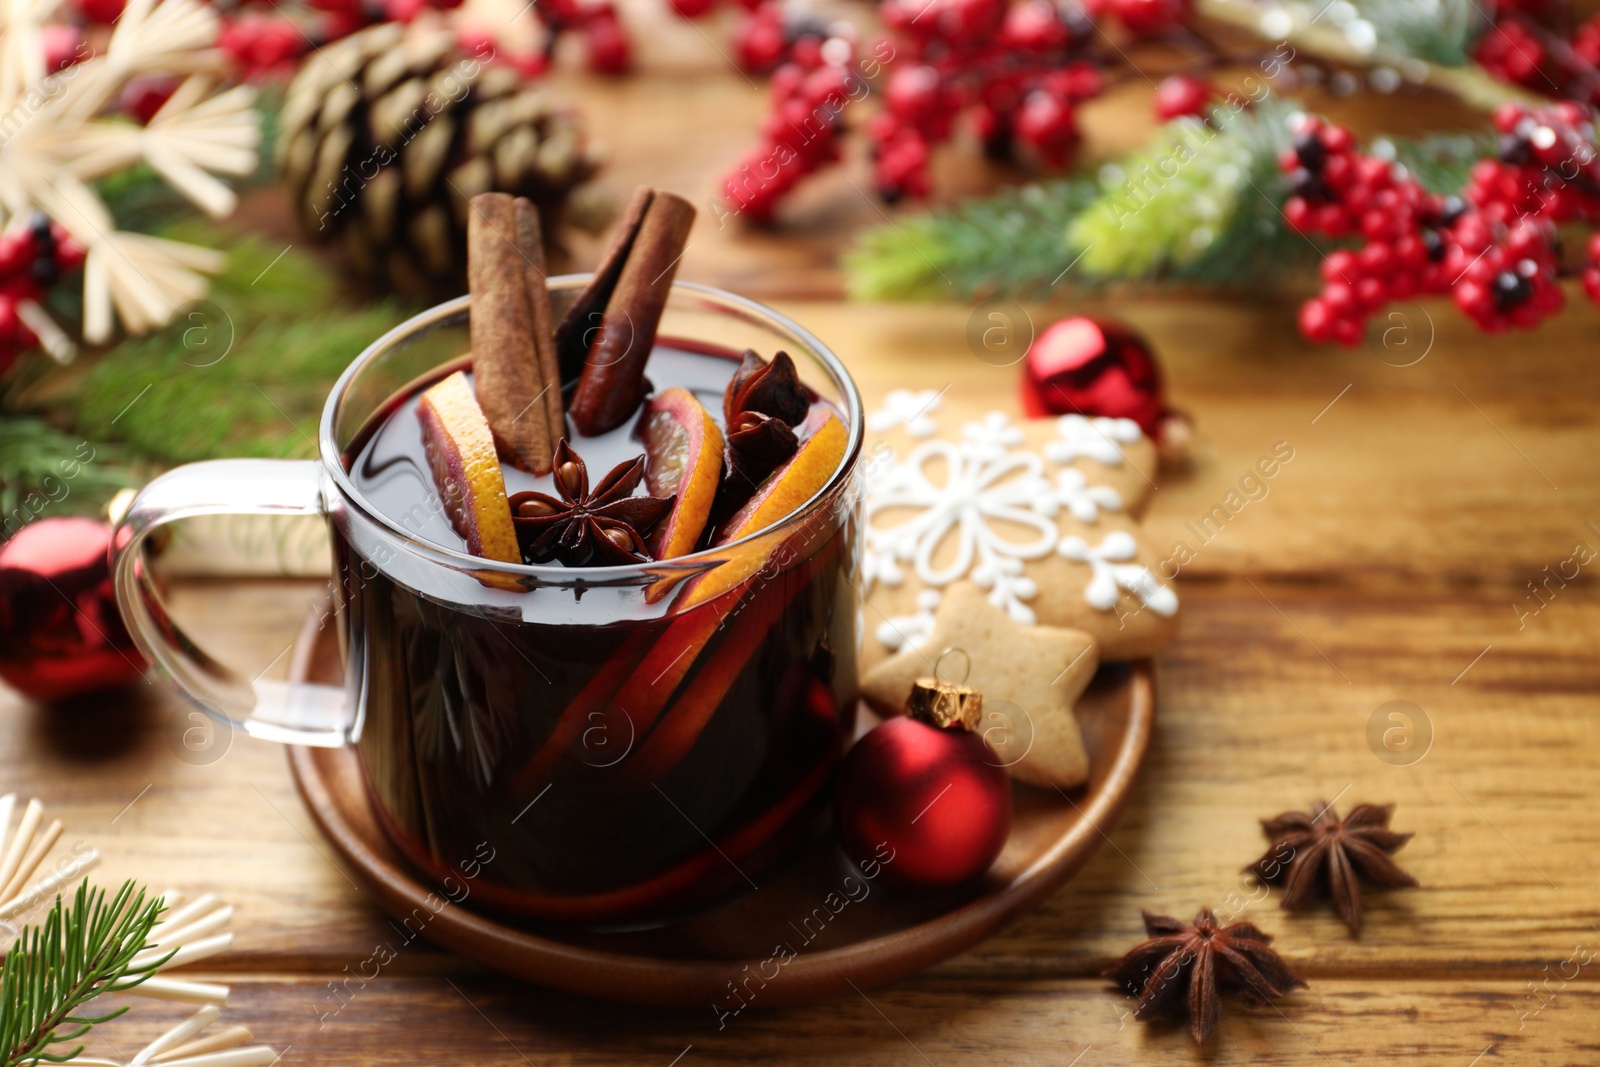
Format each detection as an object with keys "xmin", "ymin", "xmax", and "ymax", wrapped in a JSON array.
[
  {"xmin": 845, "ymin": 178, "xmax": 1100, "ymax": 301},
  {"xmin": 0, "ymin": 882, "xmax": 167, "ymax": 1067},
  {"xmin": 1351, "ymin": 0, "xmax": 1485, "ymax": 67},
  {"xmin": 1196, "ymin": 0, "xmax": 1541, "ymax": 112},
  {"xmin": 844, "ymin": 103, "xmax": 1500, "ymax": 303},
  {"xmin": 63, "ymin": 227, "xmax": 412, "ymax": 466},
  {"xmin": 1066, "ymin": 99, "xmax": 1301, "ymax": 284},
  {"xmin": 1384, "ymin": 129, "xmax": 1499, "ymax": 195},
  {"xmin": 0, "ymin": 417, "xmax": 134, "ymax": 522}
]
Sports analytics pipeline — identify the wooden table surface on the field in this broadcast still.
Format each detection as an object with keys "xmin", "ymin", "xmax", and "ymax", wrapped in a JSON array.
[{"xmin": 7, "ymin": 13, "xmax": 1600, "ymax": 1065}]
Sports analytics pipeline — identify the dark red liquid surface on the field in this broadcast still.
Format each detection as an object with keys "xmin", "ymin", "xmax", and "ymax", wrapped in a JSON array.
[{"xmin": 335, "ymin": 344, "xmax": 857, "ymax": 925}]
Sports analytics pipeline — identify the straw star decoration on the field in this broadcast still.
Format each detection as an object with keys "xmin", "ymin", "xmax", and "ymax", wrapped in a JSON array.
[
  {"xmin": 0, "ymin": 794, "xmax": 280, "ymax": 1065},
  {"xmin": 0, "ymin": 0, "xmax": 259, "ymax": 355}
]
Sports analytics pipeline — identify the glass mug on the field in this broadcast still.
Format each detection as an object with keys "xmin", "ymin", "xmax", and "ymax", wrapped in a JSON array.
[{"xmin": 112, "ymin": 279, "xmax": 864, "ymax": 925}]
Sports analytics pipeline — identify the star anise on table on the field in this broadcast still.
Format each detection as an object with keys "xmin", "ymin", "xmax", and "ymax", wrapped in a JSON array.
[
  {"xmin": 1247, "ymin": 800, "xmax": 1418, "ymax": 936},
  {"xmin": 1104, "ymin": 908, "xmax": 1307, "ymax": 1045},
  {"xmin": 508, "ymin": 440, "xmax": 673, "ymax": 566}
]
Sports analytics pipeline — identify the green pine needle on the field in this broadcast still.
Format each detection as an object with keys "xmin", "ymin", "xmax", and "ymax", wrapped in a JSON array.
[
  {"xmin": 66, "ymin": 225, "xmax": 413, "ymax": 465},
  {"xmin": 1385, "ymin": 129, "xmax": 1499, "ymax": 195},
  {"xmin": 0, "ymin": 416, "xmax": 134, "ymax": 526},
  {"xmin": 0, "ymin": 881, "xmax": 167, "ymax": 1067},
  {"xmin": 845, "ymin": 99, "xmax": 1507, "ymax": 303},
  {"xmin": 1066, "ymin": 98, "xmax": 1305, "ymax": 285},
  {"xmin": 845, "ymin": 178, "xmax": 1101, "ymax": 301},
  {"xmin": 1351, "ymin": 0, "xmax": 1487, "ymax": 67}
]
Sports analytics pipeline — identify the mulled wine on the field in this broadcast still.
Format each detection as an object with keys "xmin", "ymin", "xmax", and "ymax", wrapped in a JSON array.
[
  {"xmin": 336, "ymin": 342, "xmax": 858, "ymax": 925},
  {"xmin": 107, "ymin": 186, "xmax": 863, "ymax": 928}
]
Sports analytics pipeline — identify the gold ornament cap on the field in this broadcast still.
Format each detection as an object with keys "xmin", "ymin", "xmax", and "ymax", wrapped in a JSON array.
[{"xmin": 908, "ymin": 676, "xmax": 983, "ymax": 731}]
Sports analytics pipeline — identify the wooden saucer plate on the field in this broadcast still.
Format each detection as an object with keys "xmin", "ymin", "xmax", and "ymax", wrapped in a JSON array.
[{"xmin": 286, "ymin": 603, "xmax": 1154, "ymax": 1007}]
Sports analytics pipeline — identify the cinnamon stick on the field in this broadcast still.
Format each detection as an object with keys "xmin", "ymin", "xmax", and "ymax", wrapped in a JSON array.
[
  {"xmin": 516, "ymin": 198, "xmax": 566, "ymax": 449},
  {"xmin": 555, "ymin": 185, "xmax": 653, "ymax": 381},
  {"xmin": 567, "ymin": 188, "xmax": 696, "ymax": 436},
  {"xmin": 467, "ymin": 192, "xmax": 559, "ymax": 473}
]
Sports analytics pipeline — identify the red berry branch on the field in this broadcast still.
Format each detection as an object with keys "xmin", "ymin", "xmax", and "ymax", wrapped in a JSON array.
[
  {"xmin": 1286, "ymin": 103, "xmax": 1600, "ymax": 344},
  {"xmin": 714, "ymin": 0, "xmax": 1340, "ymax": 220},
  {"xmin": 0, "ymin": 217, "xmax": 87, "ymax": 376},
  {"xmin": 1474, "ymin": 1, "xmax": 1600, "ymax": 104}
]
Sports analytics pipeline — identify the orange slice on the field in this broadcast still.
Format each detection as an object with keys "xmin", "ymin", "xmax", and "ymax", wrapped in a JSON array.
[
  {"xmin": 681, "ymin": 412, "xmax": 847, "ymax": 609},
  {"xmin": 615, "ymin": 529, "xmax": 845, "ymax": 790},
  {"xmin": 511, "ymin": 412, "xmax": 847, "ymax": 792},
  {"xmin": 641, "ymin": 387, "xmax": 724, "ymax": 558},
  {"xmin": 416, "ymin": 370, "xmax": 520, "ymax": 564}
]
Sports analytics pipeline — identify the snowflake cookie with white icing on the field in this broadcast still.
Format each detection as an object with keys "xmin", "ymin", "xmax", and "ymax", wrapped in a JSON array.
[{"xmin": 858, "ymin": 406, "xmax": 1180, "ymax": 674}]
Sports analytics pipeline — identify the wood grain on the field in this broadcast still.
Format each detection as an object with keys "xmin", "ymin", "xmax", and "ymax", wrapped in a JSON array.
[
  {"xmin": 6, "ymin": 580, "xmax": 1596, "ymax": 975},
  {"xmin": 8, "ymin": 17, "xmax": 1600, "ymax": 1061},
  {"xmin": 55, "ymin": 976, "xmax": 1600, "ymax": 1066}
]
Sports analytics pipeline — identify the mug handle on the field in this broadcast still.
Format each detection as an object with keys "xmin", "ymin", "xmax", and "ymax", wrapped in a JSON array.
[{"xmin": 111, "ymin": 459, "xmax": 352, "ymax": 747}]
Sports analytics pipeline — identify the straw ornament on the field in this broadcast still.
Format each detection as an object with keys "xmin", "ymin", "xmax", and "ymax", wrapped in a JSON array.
[
  {"xmin": 0, "ymin": 0, "xmax": 258, "ymax": 353},
  {"xmin": 0, "ymin": 795, "xmax": 279, "ymax": 1062}
]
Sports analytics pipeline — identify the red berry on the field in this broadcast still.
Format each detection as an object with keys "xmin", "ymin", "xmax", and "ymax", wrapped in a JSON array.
[
  {"xmin": 1152, "ymin": 74, "xmax": 1211, "ymax": 121},
  {"xmin": 735, "ymin": 16, "xmax": 794, "ymax": 74},
  {"xmin": 381, "ymin": 0, "xmax": 429, "ymax": 20},
  {"xmin": 1322, "ymin": 281, "xmax": 1358, "ymax": 317},
  {"xmin": 120, "ymin": 74, "xmax": 177, "ymax": 124},
  {"xmin": 1321, "ymin": 153, "xmax": 1352, "ymax": 190},
  {"xmin": 41, "ymin": 24, "xmax": 85, "ymax": 73},
  {"xmin": 1359, "ymin": 241, "xmax": 1394, "ymax": 276},
  {"xmin": 886, "ymin": 66, "xmax": 943, "ymax": 125},
  {"xmin": 76, "ymin": 0, "xmax": 125, "ymax": 23},
  {"xmin": 1492, "ymin": 103, "xmax": 1525, "ymax": 134},
  {"xmin": 1013, "ymin": 90, "xmax": 1076, "ymax": 166},
  {"xmin": 54, "ymin": 235, "xmax": 85, "ymax": 273},
  {"xmin": 1298, "ymin": 298, "xmax": 1336, "ymax": 342},
  {"xmin": 0, "ymin": 232, "xmax": 33, "ymax": 277},
  {"xmin": 1312, "ymin": 203, "xmax": 1348, "ymax": 236},
  {"xmin": 1454, "ymin": 280, "xmax": 1495, "ymax": 320},
  {"xmin": 1355, "ymin": 276, "xmax": 1386, "ymax": 311},
  {"xmin": 999, "ymin": 0, "xmax": 1068, "ymax": 50},
  {"xmin": 1321, "ymin": 249, "xmax": 1358, "ymax": 283},
  {"xmin": 670, "ymin": 0, "xmax": 718, "ymax": 16},
  {"xmin": 585, "ymin": 13, "xmax": 631, "ymax": 73},
  {"xmin": 1321, "ymin": 125, "xmax": 1355, "ymax": 154},
  {"xmin": 1109, "ymin": 0, "xmax": 1191, "ymax": 35}
]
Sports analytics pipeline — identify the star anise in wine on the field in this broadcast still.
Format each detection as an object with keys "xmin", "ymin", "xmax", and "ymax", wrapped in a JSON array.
[
  {"xmin": 724, "ymin": 348, "xmax": 811, "ymax": 429},
  {"xmin": 1247, "ymin": 800, "xmax": 1417, "ymax": 936},
  {"xmin": 712, "ymin": 350, "xmax": 812, "ymax": 523},
  {"xmin": 1104, "ymin": 908, "xmax": 1307, "ymax": 1044},
  {"xmin": 508, "ymin": 440, "xmax": 673, "ymax": 566}
]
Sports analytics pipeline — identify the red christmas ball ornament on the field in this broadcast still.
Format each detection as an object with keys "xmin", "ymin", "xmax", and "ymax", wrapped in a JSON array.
[
  {"xmin": 835, "ymin": 678, "xmax": 1011, "ymax": 890},
  {"xmin": 1021, "ymin": 316, "xmax": 1190, "ymax": 464},
  {"xmin": 0, "ymin": 517, "xmax": 147, "ymax": 703},
  {"xmin": 1021, "ymin": 316, "xmax": 1158, "ymax": 426}
]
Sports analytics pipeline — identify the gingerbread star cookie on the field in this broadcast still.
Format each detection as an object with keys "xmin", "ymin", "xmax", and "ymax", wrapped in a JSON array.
[
  {"xmin": 858, "ymin": 405, "xmax": 1180, "ymax": 677},
  {"xmin": 861, "ymin": 582, "xmax": 1098, "ymax": 790}
]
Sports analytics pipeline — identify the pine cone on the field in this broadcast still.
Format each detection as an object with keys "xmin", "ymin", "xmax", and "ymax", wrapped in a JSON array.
[{"xmin": 276, "ymin": 20, "xmax": 609, "ymax": 296}]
